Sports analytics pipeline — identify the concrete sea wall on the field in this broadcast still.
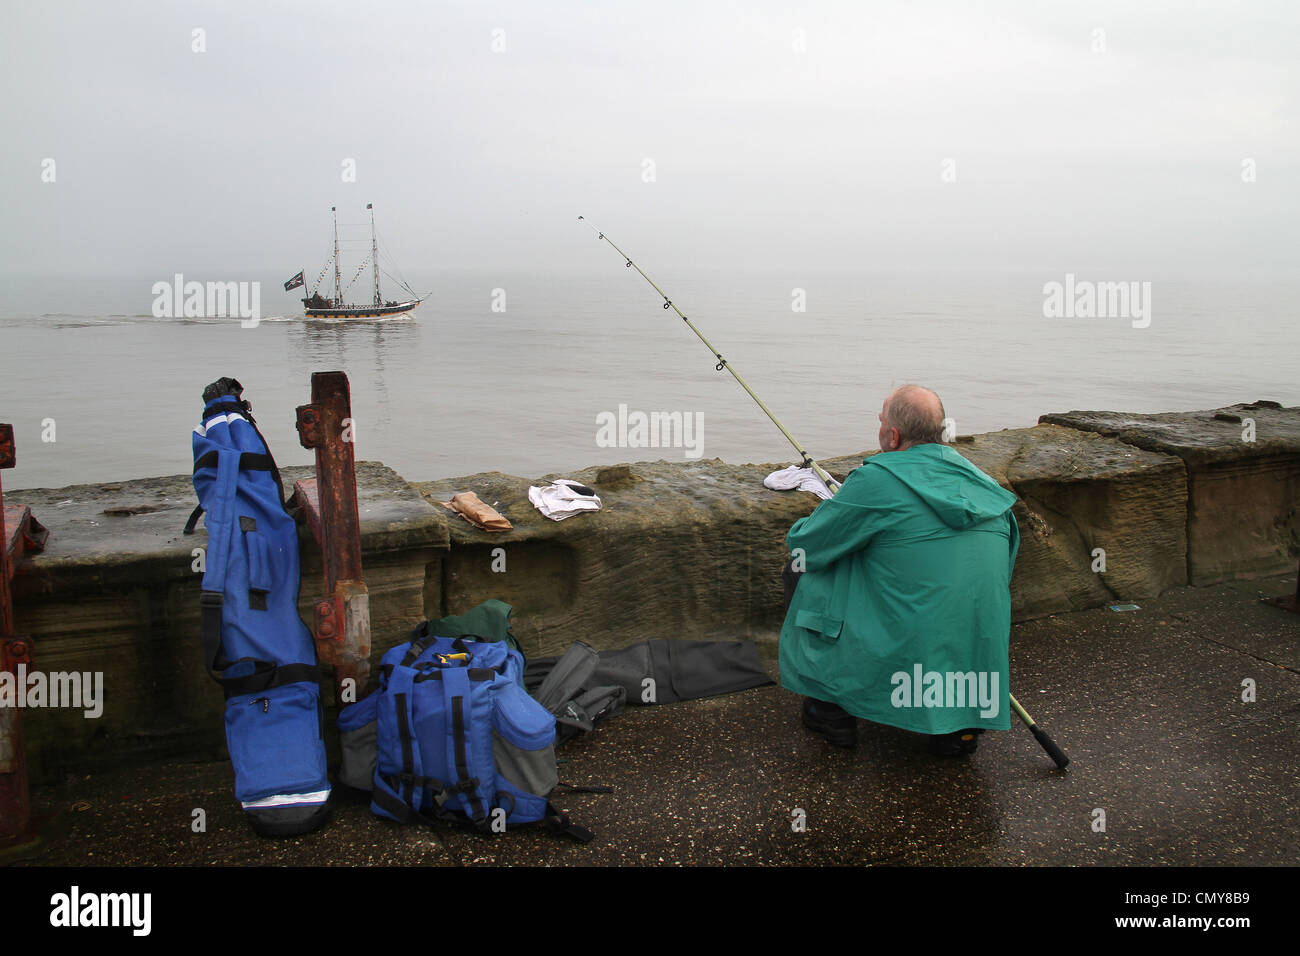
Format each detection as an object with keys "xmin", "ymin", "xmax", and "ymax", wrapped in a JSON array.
[{"xmin": 7, "ymin": 402, "xmax": 1298, "ymax": 782}]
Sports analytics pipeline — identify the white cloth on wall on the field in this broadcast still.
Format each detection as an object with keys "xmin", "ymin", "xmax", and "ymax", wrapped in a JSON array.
[
  {"xmin": 528, "ymin": 479, "xmax": 603, "ymax": 521},
  {"xmin": 763, "ymin": 465, "xmax": 834, "ymax": 500}
]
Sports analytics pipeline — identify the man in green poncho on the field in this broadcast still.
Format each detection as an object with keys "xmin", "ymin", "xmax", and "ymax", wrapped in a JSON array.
[{"xmin": 779, "ymin": 385, "xmax": 1019, "ymax": 755}]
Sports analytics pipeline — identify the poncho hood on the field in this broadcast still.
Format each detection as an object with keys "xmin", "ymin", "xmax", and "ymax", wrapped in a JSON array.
[{"xmin": 865, "ymin": 443, "xmax": 1017, "ymax": 530}]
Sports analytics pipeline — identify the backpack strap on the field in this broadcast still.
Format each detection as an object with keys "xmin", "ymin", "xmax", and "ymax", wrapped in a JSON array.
[
  {"xmin": 441, "ymin": 666, "xmax": 487, "ymax": 826},
  {"xmin": 400, "ymin": 625, "xmax": 432, "ymax": 667},
  {"xmin": 220, "ymin": 661, "xmax": 321, "ymax": 699},
  {"xmin": 554, "ymin": 782, "xmax": 615, "ymax": 795},
  {"xmin": 544, "ymin": 802, "xmax": 595, "ymax": 844},
  {"xmin": 545, "ymin": 783, "xmax": 611, "ymax": 843},
  {"xmin": 370, "ymin": 781, "xmax": 464, "ymax": 829},
  {"xmin": 386, "ymin": 666, "xmax": 422, "ymax": 810}
]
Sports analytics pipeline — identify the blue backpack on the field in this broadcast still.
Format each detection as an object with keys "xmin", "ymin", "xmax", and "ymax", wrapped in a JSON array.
[
  {"xmin": 338, "ymin": 631, "xmax": 594, "ymax": 842},
  {"xmin": 188, "ymin": 378, "xmax": 331, "ymax": 837}
]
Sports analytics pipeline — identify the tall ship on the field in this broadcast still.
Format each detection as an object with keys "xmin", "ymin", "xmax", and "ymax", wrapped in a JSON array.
[{"xmin": 287, "ymin": 204, "xmax": 424, "ymax": 318}]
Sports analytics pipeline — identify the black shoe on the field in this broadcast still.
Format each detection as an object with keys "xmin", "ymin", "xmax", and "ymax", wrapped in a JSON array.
[
  {"xmin": 927, "ymin": 728, "xmax": 984, "ymax": 757},
  {"xmin": 802, "ymin": 697, "xmax": 857, "ymax": 748}
]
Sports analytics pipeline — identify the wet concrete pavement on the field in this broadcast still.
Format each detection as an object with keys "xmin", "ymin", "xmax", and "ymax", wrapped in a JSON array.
[{"xmin": 8, "ymin": 574, "xmax": 1297, "ymax": 867}]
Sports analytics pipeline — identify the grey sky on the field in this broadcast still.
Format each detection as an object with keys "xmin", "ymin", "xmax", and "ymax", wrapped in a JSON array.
[{"xmin": 2, "ymin": 0, "xmax": 1296, "ymax": 280}]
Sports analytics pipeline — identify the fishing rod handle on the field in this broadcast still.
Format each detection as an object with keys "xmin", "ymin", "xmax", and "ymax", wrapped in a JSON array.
[{"xmin": 1030, "ymin": 724, "xmax": 1070, "ymax": 769}]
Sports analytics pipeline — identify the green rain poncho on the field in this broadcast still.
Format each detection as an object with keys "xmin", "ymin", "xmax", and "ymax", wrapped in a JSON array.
[{"xmin": 779, "ymin": 443, "xmax": 1019, "ymax": 734}]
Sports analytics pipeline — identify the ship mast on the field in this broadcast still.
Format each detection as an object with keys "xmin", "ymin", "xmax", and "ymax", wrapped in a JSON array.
[
  {"xmin": 368, "ymin": 203, "xmax": 381, "ymax": 306},
  {"xmin": 331, "ymin": 206, "xmax": 342, "ymax": 306}
]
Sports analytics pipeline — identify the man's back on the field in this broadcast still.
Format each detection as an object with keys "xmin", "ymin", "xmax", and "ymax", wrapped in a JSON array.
[{"xmin": 779, "ymin": 443, "xmax": 1020, "ymax": 734}]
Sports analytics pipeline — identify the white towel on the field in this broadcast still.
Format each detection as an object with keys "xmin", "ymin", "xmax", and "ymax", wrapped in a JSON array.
[
  {"xmin": 528, "ymin": 479, "xmax": 603, "ymax": 521},
  {"xmin": 763, "ymin": 465, "xmax": 834, "ymax": 500}
]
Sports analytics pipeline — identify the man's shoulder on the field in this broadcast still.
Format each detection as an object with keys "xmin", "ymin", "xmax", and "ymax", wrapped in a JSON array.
[{"xmin": 835, "ymin": 454, "xmax": 913, "ymax": 502}]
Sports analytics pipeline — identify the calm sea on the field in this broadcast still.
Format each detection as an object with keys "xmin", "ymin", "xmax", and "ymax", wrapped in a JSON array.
[{"xmin": 0, "ymin": 270, "xmax": 1296, "ymax": 490}]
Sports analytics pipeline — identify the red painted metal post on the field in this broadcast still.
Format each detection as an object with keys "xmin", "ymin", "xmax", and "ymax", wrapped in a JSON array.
[
  {"xmin": 0, "ymin": 424, "xmax": 32, "ymax": 846},
  {"xmin": 295, "ymin": 373, "xmax": 371, "ymax": 701}
]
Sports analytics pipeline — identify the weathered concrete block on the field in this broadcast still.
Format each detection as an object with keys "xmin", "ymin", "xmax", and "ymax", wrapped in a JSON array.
[
  {"xmin": 1040, "ymin": 402, "xmax": 1300, "ymax": 585},
  {"xmin": 9, "ymin": 462, "xmax": 447, "ymax": 782},
  {"xmin": 947, "ymin": 425, "xmax": 1188, "ymax": 617}
]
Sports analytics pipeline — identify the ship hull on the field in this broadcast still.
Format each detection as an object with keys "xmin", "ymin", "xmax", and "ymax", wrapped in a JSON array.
[{"xmin": 302, "ymin": 299, "xmax": 421, "ymax": 318}]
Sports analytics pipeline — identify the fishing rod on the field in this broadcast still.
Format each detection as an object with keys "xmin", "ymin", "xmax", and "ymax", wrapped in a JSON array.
[
  {"xmin": 578, "ymin": 216, "xmax": 840, "ymax": 492},
  {"xmin": 1009, "ymin": 696, "xmax": 1069, "ymax": 769},
  {"xmin": 580, "ymin": 216, "xmax": 1069, "ymax": 769}
]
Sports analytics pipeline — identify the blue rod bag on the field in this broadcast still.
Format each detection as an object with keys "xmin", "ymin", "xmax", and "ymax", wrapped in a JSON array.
[{"xmin": 189, "ymin": 377, "xmax": 331, "ymax": 837}]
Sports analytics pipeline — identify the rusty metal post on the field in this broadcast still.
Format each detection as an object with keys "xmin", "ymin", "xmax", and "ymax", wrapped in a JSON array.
[
  {"xmin": 0, "ymin": 423, "xmax": 32, "ymax": 846},
  {"xmin": 295, "ymin": 373, "xmax": 371, "ymax": 701}
]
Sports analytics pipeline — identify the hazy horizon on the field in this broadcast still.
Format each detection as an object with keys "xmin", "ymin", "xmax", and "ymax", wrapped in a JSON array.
[{"xmin": 3, "ymin": 1, "xmax": 1296, "ymax": 283}]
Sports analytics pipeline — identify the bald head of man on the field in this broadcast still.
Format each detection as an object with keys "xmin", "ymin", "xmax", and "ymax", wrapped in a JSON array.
[{"xmin": 878, "ymin": 385, "xmax": 947, "ymax": 452}]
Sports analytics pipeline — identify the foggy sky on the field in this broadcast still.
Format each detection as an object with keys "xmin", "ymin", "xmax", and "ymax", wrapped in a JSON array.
[{"xmin": 2, "ymin": 0, "xmax": 1297, "ymax": 281}]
